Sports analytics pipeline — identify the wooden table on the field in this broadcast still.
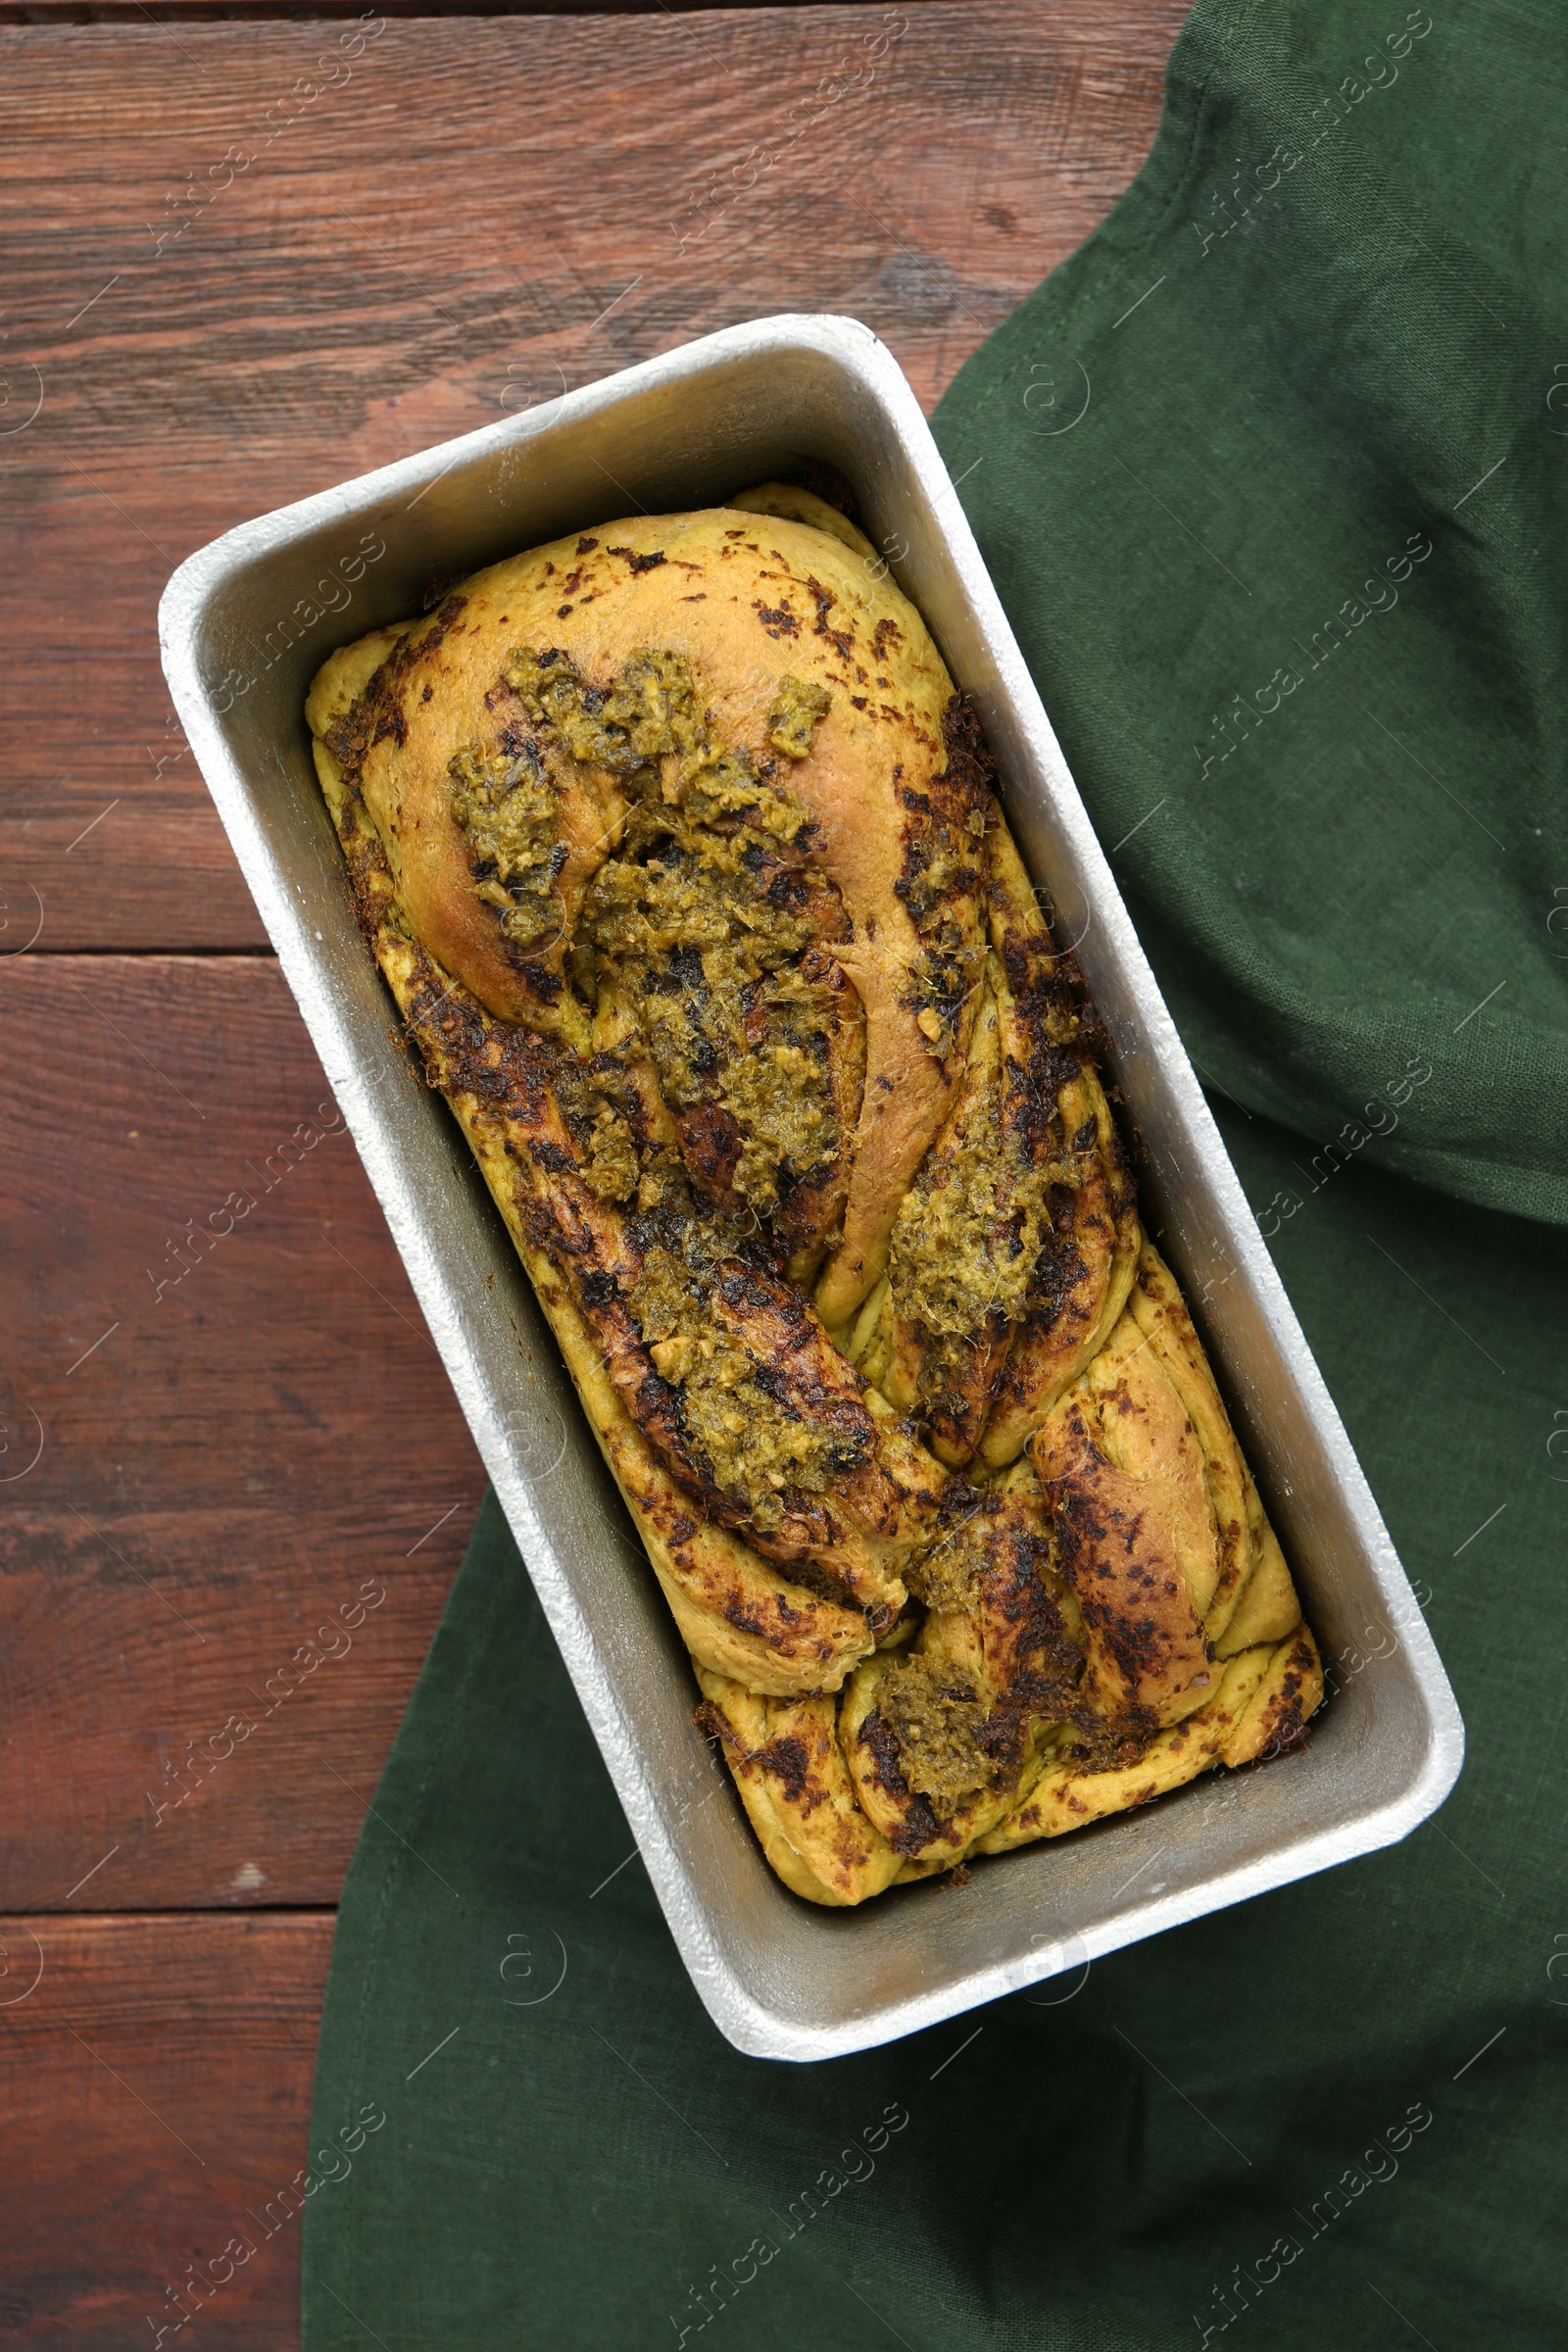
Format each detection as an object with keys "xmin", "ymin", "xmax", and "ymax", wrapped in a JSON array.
[{"xmin": 0, "ymin": 2, "xmax": 1186, "ymax": 2337}]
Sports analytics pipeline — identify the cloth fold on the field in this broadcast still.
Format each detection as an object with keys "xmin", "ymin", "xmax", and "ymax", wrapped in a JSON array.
[{"xmin": 304, "ymin": 2, "xmax": 1567, "ymax": 2343}]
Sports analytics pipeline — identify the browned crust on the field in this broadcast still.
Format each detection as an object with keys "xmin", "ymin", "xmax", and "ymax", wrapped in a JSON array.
[
  {"xmin": 694, "ymin": 1670, "xmax": 905, "ymax": 1905},
  {"xmin": 310, "ymin": 731, "xmax": 877, "ymax": 1697},
  {"xmin": 976, "ymin": 823, "xmax": 1141, "ymax": 1464},
  {"xmin": 305, "ymin": 502, "xmax": 1323, "ymax": 1910}
]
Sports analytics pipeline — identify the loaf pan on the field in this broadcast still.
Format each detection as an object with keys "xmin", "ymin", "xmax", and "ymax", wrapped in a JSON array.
[{"xmin": 159, "ymin": 315, "xmax": 1463, "ymax": 2060}]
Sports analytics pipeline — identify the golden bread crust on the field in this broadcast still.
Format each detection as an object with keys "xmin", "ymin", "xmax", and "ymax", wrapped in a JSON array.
[{"xmin": 306, "ymin": 485, "xmax": 1322, "ymax": 1907}]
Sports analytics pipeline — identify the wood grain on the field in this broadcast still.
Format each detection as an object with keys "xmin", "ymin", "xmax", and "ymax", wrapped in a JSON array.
[
  {"xmin": 8, "ymin": 0, "xmax": 922, "ymax": 17},
  {"xmin": 0, "ymin": 955, "xmax": 484, "ymax": 1909},
  {"xmin": 0, "ymin": 1911, "xmax": 329, "ymax": 2348},
  {"xmin": 0, "ymin": 10, "xmax": 1191, "ymax": 2329},
  {"xmin": 0, "ymin": 0, "xmax": 1184, "ymax": 946}
]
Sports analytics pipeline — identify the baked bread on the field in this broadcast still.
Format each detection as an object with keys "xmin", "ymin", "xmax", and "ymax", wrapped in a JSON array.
[{"xmin": 306, "ymin": 480, "xmax": 1322, "ymax": 1906}]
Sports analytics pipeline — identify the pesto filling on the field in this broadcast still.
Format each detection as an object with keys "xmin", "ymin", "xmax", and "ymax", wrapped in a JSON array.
[
  {"xmin": 903, "ymin": 1494, "xmax": 993, "ymax": 1615},
  {"xmin": 549, "ymin": 1053, "xmax": 642, "ymax": 1204},
  {"xmin": 906, "ymin": 933, "xmax": 987, "ymax": 1060},
  {"xmin": 468, "ymin": 634, "xmax": 862, "ymax": 1533},
  {"xmin": 587, "ymin": 830, "xmax": 840, "ymax": 1212},
  {"xmin": 885, "ymin": 1053, "xmax": 1060, "ymax": 1341},
  {"xmin": 504, "ymin": 644, "xmax": 700, "ymax": 776},
  {"xmin": 445, "ymin": 642, "xmax": 845, "ymax": 1219},
  {"xmin": 547, "ymin": 647, "xmax": 842, "ymax": 1216},
  {"xmin": 765, "ymin": 673, "xmax": 831, "ymax": 760},
  {"xmin": 447, "ymin": 743, "xmax": 564, "ymax": 952},
  {"xmin": 876, "ymin": 1484, "xmax": 1087, "ymax": 1817},
  {"xmin": 897, "ymin": 794, "xmax": 989, "ymax": 1059},
  {"xmin": 628, "ymin": 1219, "xmax": 862, "ymax": 1532},
  {"xmin": 876, "ymin": 1655, "xmax": 1001, "ymax": 1812}
]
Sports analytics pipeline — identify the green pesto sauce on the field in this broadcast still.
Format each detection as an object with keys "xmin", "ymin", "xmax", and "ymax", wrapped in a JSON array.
[
  {"xmin": 548, "ymin": 1053, "xmax": 643, "ymax": 1204},
  {"xmin": 503, "ymin": 645, "xmax": 700, "ymax": 775},
  {"xmin": 903, "ymin": 1498, "xmax": 994, "ymax": 1615},
  {"xmin": 898, "ymin": 799, "xmax": 989, "ymax": 1060},
  {"xmin": 456, "ymin": 641, "xmax": 841, "ymax": 1220},
  {"xmin": 447, "ymin": 744, "xmax": 564, "ymax": 953},
  {"xmin": 629, "ymin": 1231, "xmax": 855, "ymax": 1532},
  {"xmin": 765, "ymin": 674, "xmax": 831, "ymax": 760},
  {"xmin": 501, "ymin": 645, "xmax": 826, "ymax": 822},
  {"xmin": 542, "ymin": 647, "xmax": 841, "ymax": 1217},
  {"xmin": 905, "ymin": 934, "xmax": 988, "ymax": 1062},
  {"xmin": 583, "ymin": 1103, "xmax": 640, "ymax": 1202},
  {"xmin": 587, "ymin": 827, "xmax": 838, "ymax": 1213},
  {"xmin": 886, "ymin": 1052, "xmax": 1059, "ymax": 1341},
  {"xmin": 877, "ymin": 1655, "xmax": 999, "ymax": 1812}
]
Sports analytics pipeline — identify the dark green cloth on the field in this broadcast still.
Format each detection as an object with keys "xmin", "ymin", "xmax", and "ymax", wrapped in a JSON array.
[
  {"xmin": 929, "ymin": 0, "xmax": 1567, "ymax": 1229},
  {"xmin": 304, "ymin": 3, "xmax": 1568, "ymax": 2344}
]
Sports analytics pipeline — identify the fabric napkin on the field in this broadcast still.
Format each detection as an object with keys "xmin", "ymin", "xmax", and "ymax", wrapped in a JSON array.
[{"xmin": 304, "ymin": 2, "xmax": 1568, "ymax": 2344}]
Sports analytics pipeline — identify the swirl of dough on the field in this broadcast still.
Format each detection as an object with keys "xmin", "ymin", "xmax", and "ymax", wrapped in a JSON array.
[{"xmin": 307, "ymin": 485, "xmax": 1322, "ymax": 1908}]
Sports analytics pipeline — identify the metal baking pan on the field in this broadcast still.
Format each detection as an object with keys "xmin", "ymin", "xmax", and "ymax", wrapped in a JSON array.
[{"xmin": 160, "ymin": 315, "xmax": 1463, "ymax": 2060}]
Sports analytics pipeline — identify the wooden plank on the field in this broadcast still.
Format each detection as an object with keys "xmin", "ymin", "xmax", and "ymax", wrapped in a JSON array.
[
  {"xmin": 7, "ymin": 0, "xmax": 932, "ymax": 18},
  {"xmin": 0, "ymin": 955, "xmax": 483, "ymax": 1908},
  {"xmin": 0, "ymin": 0, "xmax": 1185, "ymax": 947},
  {"xmin": 0, "ymin": 1911, "xmax": 328, "ymax": 2349},
  {"xmin": 0, "ymin": 14, "xmax": 1188, "ymax": 2330}
]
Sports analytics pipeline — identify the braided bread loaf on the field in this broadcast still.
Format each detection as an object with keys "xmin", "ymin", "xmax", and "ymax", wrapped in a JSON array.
[{"xmin": 307, "ymin": 481, "xmax": 1322, "ymax": 1906}]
